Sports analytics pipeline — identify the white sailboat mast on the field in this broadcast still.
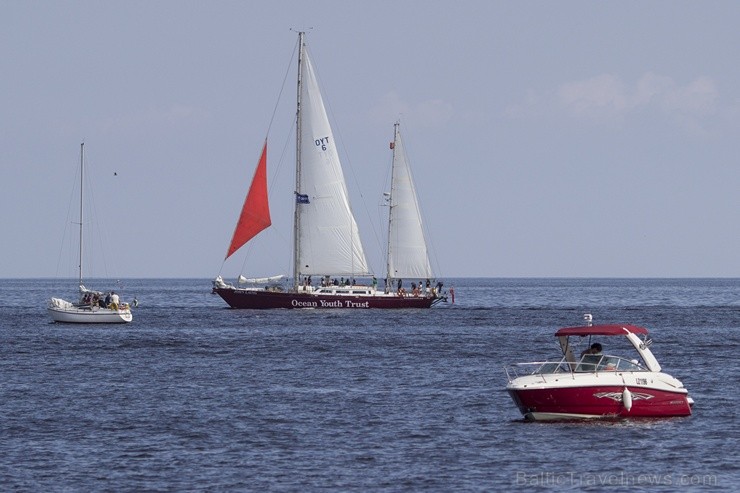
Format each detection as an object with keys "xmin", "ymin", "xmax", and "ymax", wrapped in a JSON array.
[
  {"xmin": 293, "ymin": 31, "xmax": 305, "ymax": 290},
  {"xmin": 386, "ymin": 123, "xmax": 399, "ymax": 283},
  {"xmin": 78, "ymin": 142, "xmax": 84, "ymax": 288}
]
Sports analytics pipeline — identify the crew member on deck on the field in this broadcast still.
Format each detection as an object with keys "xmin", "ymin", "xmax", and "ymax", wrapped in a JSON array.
[{"xmin": 110, "ymin": 291, "xmax": 120, "ymax": 310}]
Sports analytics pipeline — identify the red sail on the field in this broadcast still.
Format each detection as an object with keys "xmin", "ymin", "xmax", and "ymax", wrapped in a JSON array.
[{"xmin": 225, "ymin": 142, "xmax": 271, "ymax": 259}]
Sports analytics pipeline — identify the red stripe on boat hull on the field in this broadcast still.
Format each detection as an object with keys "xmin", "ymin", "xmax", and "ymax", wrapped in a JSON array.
[{"xmin": 508, "ymin": 386, "xmax": 692, "ymax": 419}]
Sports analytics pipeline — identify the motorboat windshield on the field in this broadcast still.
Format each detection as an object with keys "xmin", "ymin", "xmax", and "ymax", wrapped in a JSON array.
[{"xmin": 505, "ymin": 353, "xmax": 648, "ymax": 381}]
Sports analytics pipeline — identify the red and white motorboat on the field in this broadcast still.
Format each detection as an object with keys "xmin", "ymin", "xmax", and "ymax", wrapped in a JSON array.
[{"xmin": 505, "ymin": 316, "xmax": 693, "ymax": 421}]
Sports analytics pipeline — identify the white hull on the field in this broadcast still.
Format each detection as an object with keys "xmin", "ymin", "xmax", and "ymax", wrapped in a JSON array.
[{"xmin": 48, "ymin": 299, "xmax": 132, "ymax": 324}]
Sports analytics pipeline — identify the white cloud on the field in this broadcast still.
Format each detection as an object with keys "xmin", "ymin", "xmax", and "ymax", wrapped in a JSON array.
[
  {"xmin": 659, "ymin": 75, "xmax": 717, "ymax": 115},
  {"xmin": 634, "ymin": 72, "xmax": 675, "ymax": 106},
  {"xmin": 558, "ymin": 74, "xmax": 629, "ymax": 118},
  {"xmin": 368, "ymin": 91, "xmax": 453, "ymax": 127},
  {"xmin": 510, "ymin": 73, "xmax": 720, "ymax": 126}
]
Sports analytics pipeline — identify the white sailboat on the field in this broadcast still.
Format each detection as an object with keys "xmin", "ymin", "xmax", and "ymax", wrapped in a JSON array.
[
  {"xmin": 213, "ymin": 32, "xmax": 445, "ymax": 309},
  {"xmin": 48, "ymin": 143, "xmax": 133, "ymax": 323}
]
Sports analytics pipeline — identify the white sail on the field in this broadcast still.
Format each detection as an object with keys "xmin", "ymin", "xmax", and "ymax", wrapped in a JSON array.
[
  {"xmin": 296, "ymin": 46, "xmax": 370, "ymax": 277},
  {"xmin": 387, "ymin": 124, "xmax": 433, "ymax": 280}
]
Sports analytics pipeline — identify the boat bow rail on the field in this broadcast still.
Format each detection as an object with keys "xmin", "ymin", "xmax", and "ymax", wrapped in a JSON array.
[
  {"xmin": 505, "ymin": 362, "xmax": 562, "ymax": 383},
  {"xmin": 505, "ymin": 355, "xmax": 649, "ymax": 383}
]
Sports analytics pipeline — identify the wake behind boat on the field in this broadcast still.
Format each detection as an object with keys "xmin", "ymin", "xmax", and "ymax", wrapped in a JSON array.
[
  {"xmin": 48, "ymin": 143, "xmax": 133, "ymax": 324},
  {"xmin": 504, "ymin": 315, "xmax": 693, "ymax": 421},
  {"xmin": 212, "ymin": 32, "xmax": 446, "ymax": 309}
]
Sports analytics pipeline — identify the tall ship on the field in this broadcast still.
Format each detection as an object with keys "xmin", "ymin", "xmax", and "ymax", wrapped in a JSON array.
[{"xmin": 212, "ymin": 33, "xmax": 445, "ymax": 309}]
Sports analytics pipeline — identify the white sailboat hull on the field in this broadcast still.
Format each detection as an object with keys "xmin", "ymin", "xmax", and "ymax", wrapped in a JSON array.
[{"xmin": 48, "ymin": 298, "xmax": 132, "ymax": 324}]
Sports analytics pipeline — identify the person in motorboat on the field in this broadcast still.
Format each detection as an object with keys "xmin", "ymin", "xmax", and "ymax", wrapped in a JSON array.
[
  {"xmin": 578, "ymin": 342, "xmax": 603, "ymax": 372},
  {"xmin": 581, "ymin": 342, "xmax": 603, "ymax": 357}
]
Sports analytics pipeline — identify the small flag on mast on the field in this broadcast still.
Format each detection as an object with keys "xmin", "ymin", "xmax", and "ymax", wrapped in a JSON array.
[{"xmin": 296, "ymin": 193, "xmax": 310, "ymax": 204}]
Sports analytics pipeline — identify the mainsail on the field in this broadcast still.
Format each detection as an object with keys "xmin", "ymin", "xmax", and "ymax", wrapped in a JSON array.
[
  {"xmin": 386, "ymin": 123, "xmax": 433, "ymax": 280},
  {"xmin": 295, "ymin": 44, "xmax": 370, "ymax": 277},
  {"xmin": 225, "ymin": 141, "xmax": 271, "ymax": 259}
]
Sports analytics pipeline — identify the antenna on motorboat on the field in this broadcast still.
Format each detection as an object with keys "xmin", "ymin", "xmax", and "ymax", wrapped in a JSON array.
[
  {"xmin": 583, "ymin": 313, "xmax": 593, "ymax": 326},
  {"xmin": 640, "ymin": 338, "xmax": 653, "ymax": 349}
]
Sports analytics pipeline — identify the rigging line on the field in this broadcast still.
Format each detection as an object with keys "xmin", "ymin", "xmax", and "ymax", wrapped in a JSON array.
[
  {"xmin": 264, "ymin": 36, "xmax": 299, "ymax": 140},
  {"xmin": 217, "ymin": 139, "xmax": 266, "ymax": 276},
  {"xmin": 270, "ymin": 106, "xmax": 295, "ymax": 199},
  {"xmin": 373, "ymin": 144, "xmax": 395, "ymax": 268},
  {"xmin": 232, "ymin": 119, "xmax": 297, "ymax": 279},
  {"xmin": 85, "ymin": 148, "xmax": 120, "ymax": 279},
  {"xmin": 85, "ymin": 152, "xmax": 105, "ymax": 280},
  {"xmin": 220, "ymin": 39, "xmax": 299, "ymax": 277},
  {"xmin": 54, "ymin": 151, "xmax": 82, "ymax": 279},
  {"xmin": 236, "ymin": 238, "xmax": 256, "ymax": 277},
  {"xmin": 85, "ymin": 149, "xmax": 120, "ymax": 283},
  {"xmin": 406, "ymin": 134, "xmax": 444, "ymax": 280},
  {"xmin": 237, "ymin": 85, "xmax": 298, "ymax": 275},
  {"xmin": 374, "ymin": 113, "xmax": 403, "ymax": 273},
  {"xmin": 274, "ymin": 118, "xmax": 297, "ymax": 277}
]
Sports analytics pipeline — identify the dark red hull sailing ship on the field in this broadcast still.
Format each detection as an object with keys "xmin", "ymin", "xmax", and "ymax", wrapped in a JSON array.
[
  {"xmin": 212, "ymin": 32, "xmax": 446, "ymax": 309},
  {"xmin": 214, "ymin": 284, "xmax": 440, "ymax": 310}
]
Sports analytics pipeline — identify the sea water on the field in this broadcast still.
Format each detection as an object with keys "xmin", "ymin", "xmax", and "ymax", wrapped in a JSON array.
[{"xmin": 1, "ymin": 278, "xmax": 738, "ymax": 491}]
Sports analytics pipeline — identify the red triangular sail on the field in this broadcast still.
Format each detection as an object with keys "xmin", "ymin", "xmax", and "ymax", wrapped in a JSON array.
[{"xmin": 225, "ymin": 142, "xmax": 271, "ymax": 259}]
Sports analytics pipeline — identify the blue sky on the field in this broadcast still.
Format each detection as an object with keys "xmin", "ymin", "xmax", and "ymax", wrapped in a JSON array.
[{"xmin": 1, "ymin": 1, "xmax": 738, "ymax": 278}]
